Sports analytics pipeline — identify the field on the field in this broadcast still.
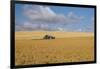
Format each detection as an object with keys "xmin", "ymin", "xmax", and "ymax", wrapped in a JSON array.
[{"xmin": 15, "ymin": 31, "xmax": 94, "ymax": 65}]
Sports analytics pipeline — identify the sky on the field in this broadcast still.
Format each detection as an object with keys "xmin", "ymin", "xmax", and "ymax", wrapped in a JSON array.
[{"xmin": 15, "ymin": 4, "xmax": 94, "ymax": 32}]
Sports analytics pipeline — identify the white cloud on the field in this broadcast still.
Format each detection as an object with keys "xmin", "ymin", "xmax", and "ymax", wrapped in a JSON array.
[
  {"xmin": 16, "ymin": 21, "xmax": 51, "ymax": 31},
  {"xmin": 16, "ymin": 5, "xmax": 84, "ymax": 31},
  {"xmin": 23, "ymin": 5, "xmax": 83, "ymax": 24},
  {"xmin": 57, "ymin": 27, "xmax": 64, "ymax": 31},
  {"xmin": 67, "ymin": 12, "xmax": 84, "ymax": 22}
]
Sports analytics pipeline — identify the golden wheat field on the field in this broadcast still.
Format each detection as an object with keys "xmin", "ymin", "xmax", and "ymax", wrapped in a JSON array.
[{"xmin": 15, "ymin": 31, "xmax": 94, "ymax": 65}]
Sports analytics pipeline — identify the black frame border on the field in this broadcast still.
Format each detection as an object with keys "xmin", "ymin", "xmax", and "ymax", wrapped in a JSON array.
[{"xmin": 10, "ymin": 1, "xmax": 97, "ymax": 69}]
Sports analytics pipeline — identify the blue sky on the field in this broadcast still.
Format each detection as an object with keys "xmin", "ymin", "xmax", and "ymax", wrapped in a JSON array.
[{"xmin": 15, "ymin": 4, "xmax": 94, "ymax": 32}]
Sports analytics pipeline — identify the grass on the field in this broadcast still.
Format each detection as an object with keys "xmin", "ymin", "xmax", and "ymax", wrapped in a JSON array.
[{"xmin": 15, "ymin": 31, "xmax": 94, "ymax": 65}]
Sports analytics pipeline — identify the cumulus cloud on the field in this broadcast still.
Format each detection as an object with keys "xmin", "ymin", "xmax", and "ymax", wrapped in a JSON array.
[
  {"xmin": 16, "ymin": 5, "xmax": 84, "ymax": 31},
  {"xmin": 57, "ymin": 27, "xmax": 64, "ymax": 31},
  {"xmin": 16, "ymin": 21, "xmax": 50, "ymax": 31},
  {"xmin": 23, "ymin": 5, "xmax": 83, "ymax": 24}
]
